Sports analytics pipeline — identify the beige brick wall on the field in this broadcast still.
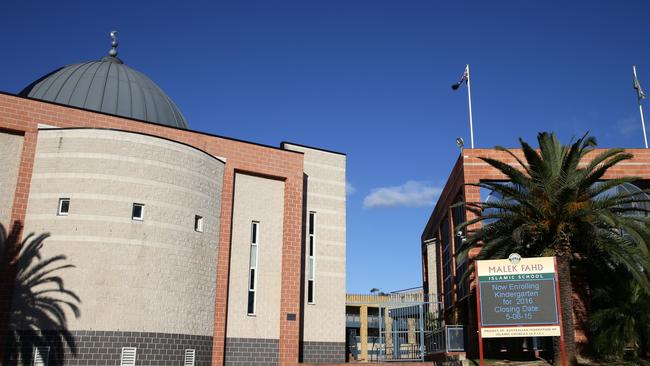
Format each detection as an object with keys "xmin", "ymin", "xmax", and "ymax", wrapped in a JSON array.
[
  {"xmin": 426, "ymin": 242, "xmax": 438, "ymax": 298},
  {"xmin": 21, "ymin": 129, "xmax": 224, "ymax": 336},
  {"xmin": 282, "ymin": 144, "xmax": 346, "ymax": 343},
  {"xmin": 226, "ymin": 173, "xmax": 285, "ymax": 339},
  {"xmin": 0, "ymin": 132, "xmax": 23, "ymax": 226}
]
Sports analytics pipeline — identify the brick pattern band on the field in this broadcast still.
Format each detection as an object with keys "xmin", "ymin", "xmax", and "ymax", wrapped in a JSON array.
[
  {"xmin": 301, "ymin": 341, "xmax": 346, "ymax": 364},
  {"xmin": 224, "ymin": 337, "xmax": 279, "ymax": 366},
  {"xmin": 4, "ymin": 330, "xmax": 212, "ymax": 365}
]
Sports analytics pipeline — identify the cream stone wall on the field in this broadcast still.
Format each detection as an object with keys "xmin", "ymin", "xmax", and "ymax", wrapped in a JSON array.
[
  {"xmin": 226, "ymin": 173, "xmax": 285, "ymax": 339},
  {"xmin": 282, "ymin": 143, "xmax": 346, "ymax": 344},
  {"xmin": 426, "ymin": 242, "xmax": 438, "ymax": 298},
  {"xmin": 21, "ymin": 128, "xmax": 224, "ymax": 336},
  {"xmin": 0, "ymin": 132, "xmax": 23, "ymax": 226}
]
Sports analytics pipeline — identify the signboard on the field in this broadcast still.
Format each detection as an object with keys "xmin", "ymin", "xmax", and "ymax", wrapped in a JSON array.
[{"xmin": 476, "ymin": 255, "xmax": 561, "ymax": 338}]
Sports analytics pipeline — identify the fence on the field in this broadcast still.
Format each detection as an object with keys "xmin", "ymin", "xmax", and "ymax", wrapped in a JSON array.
[{"xmin": 346, "ymin": 292, "xmax": 465, "ymax": 362}]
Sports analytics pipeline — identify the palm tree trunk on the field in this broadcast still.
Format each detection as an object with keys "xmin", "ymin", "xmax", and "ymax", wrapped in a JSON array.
[{"xmin": 554, "ymin": 254, "xmax": 577, "ymax": 366}]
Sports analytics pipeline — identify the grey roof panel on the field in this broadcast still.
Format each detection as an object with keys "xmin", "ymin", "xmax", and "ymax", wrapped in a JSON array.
[
  {"xmin": 101, "ymin": 62, "xmax": 119, "ymax": 114},
  {"xmin": 68, "ymin": 62, "xmax": 100, "ymax": 107},
  {"xmin": 19, "ymin": 56, "xmax": 188, "ymax": 129},
  {"xmin": 115, "ymin": 64, "xmax": 132, "ymax": 117}
]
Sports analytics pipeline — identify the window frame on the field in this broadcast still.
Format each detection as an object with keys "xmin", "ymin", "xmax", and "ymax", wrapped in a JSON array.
[
  {"xmin": 247, "ymin": 221, "xmax": 260, "ymax": 316},
  {"xmin": 194, "ymin": 215, "xmax": 204, "ymax": 232},
  {"xmin": 57, "ymin": 198, "xmax": 70, "ymax": 216},
  {"xmin": 131, "ymin": 203, "xmax": 144, "ymax": 221},
  {"xmin": 307, "ymin": 211, "xmax": 316, "ymax": 304}
]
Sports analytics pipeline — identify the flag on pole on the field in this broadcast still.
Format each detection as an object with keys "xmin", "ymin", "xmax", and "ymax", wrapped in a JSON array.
[
  {"xmin": 452, "ymin": 65, "xmax": 469, "ymax": 90},
  {"xmin": 635, "ymin": 66, "xmax": 646, "ymax": 101}
]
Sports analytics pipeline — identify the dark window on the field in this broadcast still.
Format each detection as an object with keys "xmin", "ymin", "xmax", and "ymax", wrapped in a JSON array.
[
  {"xmin": 132, "ymin": 203, "xmax": 144, "ymax": 220},
  {"xmin": 194, "ymin": 215, "xmax": 203, "ymax": 232},
  {"xmin": 248, "ymin": 221, "xmax": 259, "ymax": 315},
  {"xmin": 308, "ymin": 212, "xmax": 316, "ymax": 304},
  {"xmin": 247, "ymin": 291, "xmax": 255, "ymax": 315},
  {"xmin": 307, "ymin": 281, "xmax": 314, "ymax": 303},
  {"xmin": 58, "ymin": 198, "xmax": 70, "ymax": 215}
]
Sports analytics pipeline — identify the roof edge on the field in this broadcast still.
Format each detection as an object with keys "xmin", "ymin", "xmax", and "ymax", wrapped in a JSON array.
[
  {"xmin": 0, "ymin": 91, "xmax": 303, "ymax": 155},
  {"xmin": 281, "ymin": 141, "xmax": 346, "ymax": 156}
]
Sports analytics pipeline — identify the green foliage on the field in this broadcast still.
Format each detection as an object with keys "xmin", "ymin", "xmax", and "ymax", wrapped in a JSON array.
[
  {"xmin": 457, "ymin": 132, "xmax": 650, "ymax": 290},
  {"xmin": 588, "ymin": 261, "xmax": 650, "ymax": 359},
  {"xmin": 455, "ymin": 132, "xmax": 650, "ymax": 359}
]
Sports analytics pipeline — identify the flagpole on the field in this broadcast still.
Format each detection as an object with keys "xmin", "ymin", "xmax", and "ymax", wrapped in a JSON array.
[
  {"xmin": 634, "ymin": 65, "xmax": 648, "ymax": 149},
  {"xmin": 466, "ymin": 64, "xmax": 475, "ymax": 148}
]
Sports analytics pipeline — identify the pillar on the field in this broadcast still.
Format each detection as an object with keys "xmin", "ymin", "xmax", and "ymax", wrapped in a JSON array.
[{"xmin": 360, "ymin": 305, "xmax": 368, "ymax": 361}]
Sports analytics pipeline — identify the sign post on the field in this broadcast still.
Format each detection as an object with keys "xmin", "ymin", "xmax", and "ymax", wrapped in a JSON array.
[{"xmin": 475, "ymin": 254, "xmax": 566, "ymax": 366}]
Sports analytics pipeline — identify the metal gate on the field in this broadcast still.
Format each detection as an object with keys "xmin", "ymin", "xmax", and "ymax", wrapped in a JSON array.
[{"xmin": 377, "ymin": 301, "xmax": 441, "ymax": 361}]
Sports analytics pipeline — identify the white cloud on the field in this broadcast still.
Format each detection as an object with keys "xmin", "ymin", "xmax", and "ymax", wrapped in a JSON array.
[
  {"xmin": 346, "ymin": 181, "xmax": 356, "ymax": 196},
  {"xmin": 363, "ymin": 181, "xmax": 442, "ymax": 208}
]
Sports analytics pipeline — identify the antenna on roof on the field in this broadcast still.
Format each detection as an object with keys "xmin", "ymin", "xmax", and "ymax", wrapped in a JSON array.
[{"xmin": 109, "ymin": 31, "xmax": 119, "ymax": 57}]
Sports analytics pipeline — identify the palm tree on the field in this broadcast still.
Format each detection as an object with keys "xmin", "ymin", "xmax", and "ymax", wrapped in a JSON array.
[
  {"xmin": 1, "ymin": 224, "xmax": 80, "ymax": 366},
  {"xmin": 457, "ymin": 132, "xmax": 650, "ymax": 365},
  {"xmin": 589, "ymin": 264, "xmax": 650, "ymax": 359}
]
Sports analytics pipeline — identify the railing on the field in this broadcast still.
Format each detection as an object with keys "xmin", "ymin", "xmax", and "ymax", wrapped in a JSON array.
[
  {"xmin": 425, "ymin": 325, "xmax": 465, "ymax": 354},
  {"xmin": 346, "ymin": 314, "xmax": 382, "ymax": 328},
  {"xmin": 347, "ymin": 292, "xmax": 439, "ymax": 305}
]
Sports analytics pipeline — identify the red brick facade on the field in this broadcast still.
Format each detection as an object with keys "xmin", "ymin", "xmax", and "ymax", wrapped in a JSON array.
[
  {"xmin": 421, "ymin": 147, "xmax": 650, "ymax": 357},
  {"xmin": 0, "ymin": 93, "xmax": 307, "ymax": 365}
]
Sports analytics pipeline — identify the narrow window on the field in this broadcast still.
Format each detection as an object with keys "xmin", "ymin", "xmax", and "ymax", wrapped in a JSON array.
[
  {"xmin": 120, "ymin": 347, "xmax": 137, "ymax": 366},
  {"xmin": 57, "ymin": 198, "xmax": 70, "ymax": 216},
  {"xmin": 132, "ymin": 203, "xmax": 144, "ymax": 221},
  {"xmin": 33, "ymin": 347, "xmax": 49, "ymax": 366},
  {"xmin": 184, "ymin": 349, "xmax": 196, "ymax": 366},
  {"xmin": 247, "ymin": 221, "xmax": 259, "ymax": 315},
  {"xmin": 307, "ymin": 212, "xmax": 316, "ymax": 304},
  {"xmin": 194, "ymin": 215, "xmax": 203, "ymax": 232}
]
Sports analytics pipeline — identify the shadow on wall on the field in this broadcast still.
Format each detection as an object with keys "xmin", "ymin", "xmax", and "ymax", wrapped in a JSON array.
[{"xmin": 0, "ymin": 223, "xmax": 81, "ymax": 366}]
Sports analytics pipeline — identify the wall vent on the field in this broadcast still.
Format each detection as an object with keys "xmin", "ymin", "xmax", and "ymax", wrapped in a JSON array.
[
  {"xmin": 33, "ymin": 347, "xmax": 49, "ymax": 366},
  {"xmin": 120, "ymin": 347, "xmax": 137, "ymax": 366},
  {"xmin": 184, "ymin": 349, "xmax": 196, "ymax": 366}
]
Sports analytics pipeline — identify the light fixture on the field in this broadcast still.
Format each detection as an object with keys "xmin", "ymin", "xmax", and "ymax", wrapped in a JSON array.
[{"xmin": 455, "ymin": 137, "xmax": 464, "ymax": 150}]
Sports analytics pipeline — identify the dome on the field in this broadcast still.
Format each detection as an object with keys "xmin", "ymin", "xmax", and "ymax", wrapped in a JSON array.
[{"xmin": 19, "ymin": 55, "xmax": 188, "ymax": 129}]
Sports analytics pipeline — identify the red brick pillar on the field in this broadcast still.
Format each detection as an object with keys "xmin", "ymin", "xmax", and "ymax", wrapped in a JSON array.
[
  {"xmin": 279, "ymin": 176, "xmax": 304, "ymax": 366},
  {"xmin": 0, "ymin": 130, "xmax": 37, "ymax": 362},
  {"xmin": 211, "ymin": 167, "xmax": 235, "ymax": 365}
]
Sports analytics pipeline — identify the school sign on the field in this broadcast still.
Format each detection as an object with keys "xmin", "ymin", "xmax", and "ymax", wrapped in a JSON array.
[{"xmin": 476, "ymin": 255, "xmax": 562, "ymax": 338}]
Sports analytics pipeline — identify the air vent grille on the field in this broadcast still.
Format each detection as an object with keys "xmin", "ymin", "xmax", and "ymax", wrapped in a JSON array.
[
  {"xmin": 120, "ymin": 347, "xmax": 137, "ymax": 366},
  {"xmin": 33, "ymin": 347, "xmax": 49, "ymax": 366},
  {"xmin": 184, "ymin": 349, "xmax": 196, "ymax": 366}
]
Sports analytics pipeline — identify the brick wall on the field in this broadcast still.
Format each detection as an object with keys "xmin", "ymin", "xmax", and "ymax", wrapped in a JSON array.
[
  {"xmin": 421, "ymin": 147, "xmax": 650, "ymax": 358},
  {"xmin": 0, "ymin": 93, "xmax": 305, "ymax": 366},
  {"xmin": 224, "ymin": 338, "xmax": 279, "ymax": 366},
  {"xmin": 5, "ymin": 330, "xmax": 212, "ymax": 366},
  {"xmin": 301, "ymin": 341, "xmax": 345, "ymax": 364}
]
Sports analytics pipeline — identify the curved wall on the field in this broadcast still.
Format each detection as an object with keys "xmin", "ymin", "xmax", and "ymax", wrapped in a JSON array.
[{"xmin": 21, "ymin": 128, "xmax": 224, "ymax": 338}]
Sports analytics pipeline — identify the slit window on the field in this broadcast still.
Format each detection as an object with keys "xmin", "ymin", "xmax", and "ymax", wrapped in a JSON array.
[
  {"xmin": 132, "ymin": 203, "xmax": 144, "ymax": 221},
  {"xmin": 247, "ymin": 221, "xmax": 259, "ymax": 315},
  {"xmin": 194, "ymin": 215, "xmax": 204, "ymax": 232},
  {"xmin": 57, "ymin": 198, "xmax": 70, "ymax": 216},
  {"xmin": 120, "ymin": 347, "xmax": 137, "ymax": 366},
  {"xmin": 307, "ymin": 211, "xmax": 316, "ymax": 304}
]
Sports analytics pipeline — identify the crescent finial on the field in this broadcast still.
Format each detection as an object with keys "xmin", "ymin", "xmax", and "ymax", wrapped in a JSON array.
[{"xmin": 109, "ymin": 30, "xmax": 119, "ymax": 57}]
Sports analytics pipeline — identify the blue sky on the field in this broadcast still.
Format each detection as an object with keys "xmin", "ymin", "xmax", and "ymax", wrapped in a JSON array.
[{"xmin": 2, "ymin": 0, "xmax": 649, "ymax": 293}]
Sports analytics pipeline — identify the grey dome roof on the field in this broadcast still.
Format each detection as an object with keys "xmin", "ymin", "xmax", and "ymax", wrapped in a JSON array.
[{"xmin": 19, "ymin": 56, "xmax": 188, "ymax": 129}]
